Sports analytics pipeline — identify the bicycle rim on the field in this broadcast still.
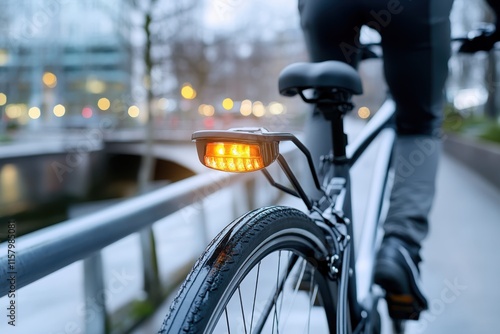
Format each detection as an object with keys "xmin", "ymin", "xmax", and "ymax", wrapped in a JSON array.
[{"xmin": 160, "ymin": 206, "xmax": 340, "ymax": 334}]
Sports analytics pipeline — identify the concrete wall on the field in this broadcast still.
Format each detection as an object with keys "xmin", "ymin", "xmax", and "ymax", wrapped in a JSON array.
[{"xmin": 443, "ymin": 134, "xmax": 500, "ymax": 190}]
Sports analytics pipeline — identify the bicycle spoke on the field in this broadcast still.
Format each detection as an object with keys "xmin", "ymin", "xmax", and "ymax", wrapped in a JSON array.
[
  {"xmin": 251, "ymin": 253, "xmax": 299, "ymax": 333},
  {"xmin": 224, "ymin": 307, "xmax": 231, "ymax": 334},
  {"xmin": 305, "ymin": 268, "xmax": 317, "ymax": 334},
  {"xmin": 237, "ymin": 287, "xmax": 248, "ymax": 334},
  {"xmin": 272, "ymin": 250, "xmax": 282, "ymax": 334},
  {"xmin": 281, "ymin": 258, "xmax": 308, "ymax": 332},
  {"xmin": 249, "ymin": 261, "xmax": 261, "ymax": 334}
]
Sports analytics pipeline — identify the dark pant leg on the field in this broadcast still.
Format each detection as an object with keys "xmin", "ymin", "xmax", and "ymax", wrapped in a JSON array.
[{"xmin": 377, "ymin": 0, "xmax": 454, "ymax": 248}]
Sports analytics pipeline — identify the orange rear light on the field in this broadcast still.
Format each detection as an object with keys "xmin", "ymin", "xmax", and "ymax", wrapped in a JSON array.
[{"xmin": 204, "ymin": 142, "xmax": 265, "ymax": 172}]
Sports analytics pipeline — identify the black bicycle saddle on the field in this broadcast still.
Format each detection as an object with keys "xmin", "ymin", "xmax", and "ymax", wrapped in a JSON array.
[{"xmin": 278, "ymin": 61, "xmax": 363, "ymax": 97}]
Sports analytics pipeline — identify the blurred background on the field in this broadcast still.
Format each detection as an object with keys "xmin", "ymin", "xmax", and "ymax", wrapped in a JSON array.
[{"xmin": 0, "ymin": 0, "xmax": 499, "ymax": 333}]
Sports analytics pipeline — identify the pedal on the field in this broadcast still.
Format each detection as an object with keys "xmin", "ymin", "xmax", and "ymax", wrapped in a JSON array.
[{"xmin": 386, "ymin": 293, "xmax": 424, "ymax": 320}]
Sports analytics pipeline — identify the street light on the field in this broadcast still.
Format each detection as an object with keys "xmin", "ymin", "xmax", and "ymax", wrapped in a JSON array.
[{"xmin": 0, "ymin": 93, "xmax": 6, "ymax": 106}]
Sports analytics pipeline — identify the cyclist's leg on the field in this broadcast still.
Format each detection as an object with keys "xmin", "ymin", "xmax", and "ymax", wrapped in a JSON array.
[
  {"xmin": 379, "ymin": 0, "xmax": 453, "ymax": 251},
  {"xmin": 374, "ymin": 0, "xmax": 454, "ymax": 319},
  {"xmin": 298, "ymin": 0, "xmax": 365, "ymax": 197}
]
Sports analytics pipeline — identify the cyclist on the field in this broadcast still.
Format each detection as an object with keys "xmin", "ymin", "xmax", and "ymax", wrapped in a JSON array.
[{"xmin": 297, "ymin": 0, "xmax": 500, "ymax": 320}]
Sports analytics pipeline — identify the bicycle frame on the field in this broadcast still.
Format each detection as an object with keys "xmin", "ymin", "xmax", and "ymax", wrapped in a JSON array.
[{"xmin": 320, "ymin": 98, "xmax": 396, "ymax": 332}]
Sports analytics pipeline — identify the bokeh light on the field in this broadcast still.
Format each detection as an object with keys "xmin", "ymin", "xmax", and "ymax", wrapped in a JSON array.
[
  {"xmin": 43, "ymin": 72, "xmax": 57, "ymax": 88},
  {"xmin": 222, "ymin": 98, "xmax": 234, "ymax": 110},
  {"xmin": 82, "ymin": 107, "xmax": 93, "ymax": 118},
  {"xmin": 128, "ymin": 105, "xmax": 140, "ymax": 118},
  {"xmin": 86, "ymin": 79, "xmax": 106, "ymax": 94},
  {"xmin": 198, "ymin": 104, "xmax": 215, "ymax": 116},
  {"xmin": 268, "ymin": 102, "xmax": 285, "ymax": 115},
  {"xmin": 0, "ymin": 49, "xmax": 9, "ymax": 66},
  {"xmin": 181, "ymin": 84, "xmax": 197, "ymax": 100},
  {"xmin": 28, "ymin": 107, "xmax": 41, "ymax": 119},
  {"xmin": 240, "ymin": 99, "xmax": 252, "ymax": 116},
  {"xmin": 358, "ymin": 106, "xmax": 371, "ymax": 119},
  {"xmin": 0, "ymin": 93, "xmax": 6, "ymax": 106},
  {"xmin": 53, "ymin": 104, "xmax": 65, "ymax": 117},
  {"xmin": 97, "ymin": 97, "xmax": 110, "ymax": 111},
  {"xmin": 252, "ymin": 101, "xmax": 265, "ymax": 117},
  {"xmin": 6, "ymin": 105, "xmax": 22, "ymax": 119}
]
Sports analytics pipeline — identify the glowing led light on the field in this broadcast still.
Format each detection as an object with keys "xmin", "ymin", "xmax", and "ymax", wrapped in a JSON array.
[{"xmin": 204, "ymin": 142, "xmax": 264, "ymax": 172}]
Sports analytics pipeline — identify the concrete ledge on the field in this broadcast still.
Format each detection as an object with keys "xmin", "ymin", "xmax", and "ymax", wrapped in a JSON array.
[{"xmin": 443, "ymin": 133, "xmax": 500, "ymax": 189}]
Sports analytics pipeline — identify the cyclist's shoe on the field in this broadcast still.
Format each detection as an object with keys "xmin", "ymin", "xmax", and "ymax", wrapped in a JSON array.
[{"xmin": 374, "ymin": 237, "xmax": 428, "ymax": 320}]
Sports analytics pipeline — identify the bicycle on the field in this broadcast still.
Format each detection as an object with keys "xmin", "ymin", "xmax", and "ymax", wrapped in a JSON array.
[{"xmin": 157, "ymin": 51, "xmax": 409, "ymax": 333}]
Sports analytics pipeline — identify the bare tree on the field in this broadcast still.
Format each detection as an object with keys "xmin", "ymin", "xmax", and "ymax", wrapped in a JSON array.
[{"xmin": 121, "ymin": 0, "xmax": 199, "ymax": 307}]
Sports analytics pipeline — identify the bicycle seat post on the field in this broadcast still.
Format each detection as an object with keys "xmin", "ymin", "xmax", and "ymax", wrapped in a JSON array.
[{"xmin": 315, "ymin": 88, "xmax": 355, "ymax": 164}]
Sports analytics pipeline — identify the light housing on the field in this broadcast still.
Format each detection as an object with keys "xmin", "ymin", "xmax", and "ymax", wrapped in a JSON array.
[{"xmin": 192, "ymin": 128, "xmax": 280, "ymax": 172}]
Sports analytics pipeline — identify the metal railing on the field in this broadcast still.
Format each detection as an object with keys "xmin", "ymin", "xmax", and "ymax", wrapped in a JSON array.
[{"xmin": 0, "ymin": 144, "xmax": 301, "ymax": 334}]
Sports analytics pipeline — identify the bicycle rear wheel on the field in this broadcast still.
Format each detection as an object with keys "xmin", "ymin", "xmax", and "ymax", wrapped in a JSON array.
[{"xmin": 160, "ymin": 206, "xmax": 339, "ymax": 333}]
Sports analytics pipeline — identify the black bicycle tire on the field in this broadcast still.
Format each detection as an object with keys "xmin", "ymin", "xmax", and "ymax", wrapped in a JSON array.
[{"xmin": 159, "ymin": 205, "xmax": 339, "ymax": 334}]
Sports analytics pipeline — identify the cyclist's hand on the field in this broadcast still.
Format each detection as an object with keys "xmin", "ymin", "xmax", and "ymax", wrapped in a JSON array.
[{"xmin": 459, "ymin": 26, "xmax": 500, "ymax": 53}]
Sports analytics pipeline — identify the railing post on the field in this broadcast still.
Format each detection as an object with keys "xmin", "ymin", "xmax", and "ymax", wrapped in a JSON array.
[
  {"xmin": 198, "ymin": 202, "xmax": 210, "ymax": 247},
  {"xmin": 84, "ymin": 252, "xmax": 108, "ymax": 334},
  {"xmin": 139, "ymin": 227, "xmax": 162, "ymax": 305},
  {"xmin": 245, "ymin": 178, "xmax": 257, "ymax": 211}
]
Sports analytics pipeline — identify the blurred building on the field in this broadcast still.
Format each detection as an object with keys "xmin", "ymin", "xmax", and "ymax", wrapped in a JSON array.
[{"xmin": 0, "ymin": 0, "xmax": 133, "ymax": 128}]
